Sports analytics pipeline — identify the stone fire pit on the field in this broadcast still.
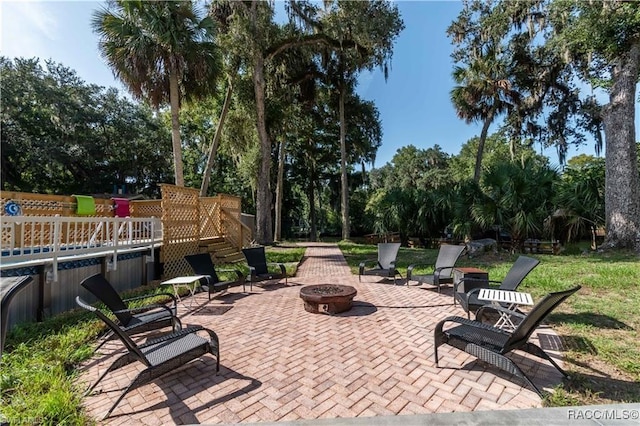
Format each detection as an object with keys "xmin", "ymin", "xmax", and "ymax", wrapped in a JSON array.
[{"xmin": 299, "ymin": 284, "xmax": 357, "ymax": 314}]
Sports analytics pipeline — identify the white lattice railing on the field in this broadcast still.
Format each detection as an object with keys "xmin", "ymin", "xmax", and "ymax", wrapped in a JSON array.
[{"xmin": 0, "ymin": 215, "xmax": 162, "ymax": 281}]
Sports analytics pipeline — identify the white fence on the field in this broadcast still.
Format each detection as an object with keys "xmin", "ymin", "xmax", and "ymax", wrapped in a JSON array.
[{"xmin": 1, "ymin": 215, "xmax": 162, "ymax": 282}]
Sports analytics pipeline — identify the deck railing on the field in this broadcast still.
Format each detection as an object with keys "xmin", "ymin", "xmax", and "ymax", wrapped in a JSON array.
[
  {"xmin": 221, "ymin": 207, "xmax": 253, "ymax": 249},
  {"xmin": 1, "ymin": 215, "xmax": 162, "ymax": 281}
]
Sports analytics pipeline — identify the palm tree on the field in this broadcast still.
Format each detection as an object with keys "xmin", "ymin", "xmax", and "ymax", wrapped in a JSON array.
[
  {"xmin": 92, "ymin": 0, "xmax": 221, "ymax": 186},
  {"xmin": 450, "ymin": 43, "xmax": 518, "ymax": 183},
  {"xmin": 471, "ymin": 160, "xmax": 558, "ymax": 251}
]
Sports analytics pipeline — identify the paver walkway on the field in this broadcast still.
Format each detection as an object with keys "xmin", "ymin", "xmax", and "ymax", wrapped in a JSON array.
[{"xmin": 80, "ymin": 242, "xmax": 564, "ymax": 425}]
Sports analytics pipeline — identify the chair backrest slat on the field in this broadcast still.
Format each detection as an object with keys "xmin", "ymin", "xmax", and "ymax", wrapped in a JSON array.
[
  {"xmin": 81, "ymin": 274, "xmax": 132, "ymax": 325},
  {"xmin": 506, "ymin": 286, "xmax": 580, "ymax": 349},
  {"xmin": 500, "ymin": 256, "xmax": 540, "ymax": 291},
  {"xmin": 434, "ymin": 245, "xmax": 465, "ymax": 278},
  {"xmin": 377, "ymin": 243, "xmax": 400, "ymax": 269},
  {"xmin": 76, "ymin": 296, "xmax": 150, "ymax": 365},
  {"xmin": 185, "ymin": 253, "xmax": 220, "ymax": 283},
  {"xmin": 242, "ymin": 247, "xmax": 268, "ymax": 275}
]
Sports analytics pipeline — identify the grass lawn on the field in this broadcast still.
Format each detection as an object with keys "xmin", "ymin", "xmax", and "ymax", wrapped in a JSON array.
[{"xmin": 339, "ymin": 241, "xmax": 640, "ymax": 406}]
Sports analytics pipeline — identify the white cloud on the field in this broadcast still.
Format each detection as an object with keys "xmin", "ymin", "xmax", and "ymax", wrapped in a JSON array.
[{"xmin": 1, "ymin": 1, "xmax": 59, "ymax": 59}]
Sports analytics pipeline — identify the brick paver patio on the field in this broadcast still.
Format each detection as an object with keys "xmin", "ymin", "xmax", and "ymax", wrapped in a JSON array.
[{"xmin": 80, "ymin": 242, "xmax": 564, "ymax": 424}]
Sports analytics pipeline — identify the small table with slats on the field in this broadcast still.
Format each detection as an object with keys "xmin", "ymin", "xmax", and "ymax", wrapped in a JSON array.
[
  {"xmin": 161, "ymin": 275, "xmax": 207, "ymax": 310},
  {"xmin": 477, "ymin": 288, "xmax": 534, "ymax": 331}
]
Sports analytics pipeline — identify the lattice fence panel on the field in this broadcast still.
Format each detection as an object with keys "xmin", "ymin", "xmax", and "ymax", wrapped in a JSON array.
[
  {"xmin": 1, "ymin": 191, "xmax": 114, "ymax": 248},
  {"xmin": 218, "ymin": 194, "xmax": 241, "ymax": 213},
  {"xmin": 2, "ymin": 192, "xmax": 74, "ymax": 216},
  {"xmin": 0, "ymin": 191, "xmax": 113, "ymax": 217},
  {"xmin": 130, "ymin": 200, "xmax": 162, "ymax": 218},
  {"xmin": 199, "ymin": 198, "xmax": 221, "ymax": 239},
  {"xmin": 160, "ymin": 184, "xmax": 200, "ymax": 279}
]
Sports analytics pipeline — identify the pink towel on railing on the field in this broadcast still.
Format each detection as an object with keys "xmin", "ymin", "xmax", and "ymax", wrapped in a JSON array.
[{"xmin": 112, "ymin": 198, "xmax": 130, "ymax": 217}]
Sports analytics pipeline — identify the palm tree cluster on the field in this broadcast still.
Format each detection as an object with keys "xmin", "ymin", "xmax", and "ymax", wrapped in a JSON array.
[{"xmin": 366, "ymin": 134, "xmax": 612, "ymax": 251}]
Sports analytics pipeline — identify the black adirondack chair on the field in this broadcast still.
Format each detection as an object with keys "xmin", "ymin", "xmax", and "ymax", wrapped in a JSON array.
[
  {"xmin": 455, "ymin": 256, "xmax": 540, "ymax": 318},
  {"xmin": 358, "ymin": 243, "xmax": 402, "ymax": 284},
  {"xmin": 81, "ymin": 273, "xmax": 181, "ymax": 347},
  {"xmin": 406, "ymin": 244, "xmax": 465, "ymax": 291},
  {"xmin": 435, "ymin": 285, "xmax": 580, "ymax": 396},
  {"xmin": 242, "ymin": 246, "xmax": 287, "ymax": 285},
  {"xmin": 185, "ymin": 253, "xmax": 247, "ymax": 297},
  {"xmin": 76, "ymin": 296, "xmax": 219, "ymax": 419}
]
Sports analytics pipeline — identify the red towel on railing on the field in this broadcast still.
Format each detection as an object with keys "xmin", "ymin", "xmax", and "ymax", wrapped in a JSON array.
[{"xmin": 112, "ymin": 198, "xmax": 130, "ymax": 217}]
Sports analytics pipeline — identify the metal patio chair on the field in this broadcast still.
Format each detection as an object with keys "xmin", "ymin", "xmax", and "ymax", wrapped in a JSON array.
[
  {"xmin": 242, "ymin": 246, "xmax": 288, "ymax": 285},
  {"xmin": 358, "ymin": 242, "xmax": 402, "ymax": 284},
  {"xmin": 76, "ymin": 296, "xmax": 219, "ymax": 419},
  {"xmin": 435, "ymin": 285, "xmax": 580, "ymax": 396},
  {"xmin": 454, "ymin": 256, "xmax": 540, "ymax": 318},
  {"xmin": 406, "ymin": 244, "xmax": 466, "ymax": 291},
  {"xmin": 185, "ymin": 253, "xmax": 247, "ymax": 297},
  {"xmin": 81, "ymin": 273, "xmax": 181, "ymax": 347}
]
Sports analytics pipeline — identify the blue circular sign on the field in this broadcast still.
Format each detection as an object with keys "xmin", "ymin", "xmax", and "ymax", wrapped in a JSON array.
[{"xmin": 4, "ymin": 201, "xmax": 22, "ymax": 216}]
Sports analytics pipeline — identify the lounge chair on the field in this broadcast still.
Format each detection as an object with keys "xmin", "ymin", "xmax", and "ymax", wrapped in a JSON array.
[
  {"xmin": 358, "ymin": 242, "xmax": 402, "ymax": 284},
  {"xmin": 435, "ymin": 285, "xmax": 580, "ymax": 396},
  {"xmin": 76, "ymin": 296, "xmax": 219, "ymax": 419},
  {"xmin": 80, "ymin": 273, "xmax": 181, "ymax": 347},
  {"xmin": 242, "ymin": 246, "xmax": 288, "ymax": 285},
  {"xmin": 406, "ymin": 244, "xmax": 465, "ymax": 291},
  {"xmin": 454, "ymin": 256, "xmax": 540, "ymax": 318},
  {"xmin": 185, "ymin": 253, "xmax": 247, "ymax": 297},
  {"xmin": 1, "ymin": 275, "xmax": 33, "ymax": 358}
]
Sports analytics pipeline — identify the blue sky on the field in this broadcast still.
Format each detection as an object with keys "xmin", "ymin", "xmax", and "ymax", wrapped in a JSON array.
[{"xmin": 2, "ymin": 1, "xmax": 635, "ymax": 169}]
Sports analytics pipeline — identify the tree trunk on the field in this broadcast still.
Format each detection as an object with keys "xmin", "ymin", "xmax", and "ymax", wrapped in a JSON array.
[
  {"xmin": 309, "ymin": 168, "xmax": 317, "ymax": 242},
  {"xmin": 200, "ymin": 80, "xmax": 233, "ymax": 197},
  {"xmin": 339, "ymin": 84, "xmax": 350, "ymax": 240},
  {"xmin": 169, "ymin": 71, "xmax": 184, "ymax": 186},
  {"xmin": 601, "ymin": 42, "xmax": 640, "ymax": 251},
  {"xmin": 474, "ymin": 110, "xmax": 494, "ymax": 183},
  {"xmin": 274, "ymin": 137, "xmax": 286, "ymax": 242},
  {"xmin": 253, "ymin": 53, "xmax": 273, "ymax": 245},
  {"xmin": 308, "ymin": 137, "xmax": 318, "ymax": 242}
]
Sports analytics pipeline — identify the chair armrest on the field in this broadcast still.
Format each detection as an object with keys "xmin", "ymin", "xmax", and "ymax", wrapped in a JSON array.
[
  {"xmin": 218, "ymin": 268, "xmax": 244, "ymax": 277},
  {"xmin": 217, "ymin": 268, "xmax": 246, "ymax": 282},
  {"xmin": 433, "ymin": 265, "xmax": 456, "ymax": 274},
  {"xmin": 359, "ymin": 258, "xmax": 379, "ymax": 275},
  {"xmin": 113, "ymin": 303, "xmax": 175, "ymax": 317},
  {"xmin": 432, "ymin": 265, "xmax": 457, "ymax": 283},
  {"xmin": 267, "ymin": 262, "xmax": 287, "ymax": 276},
  {"xmin": 124, "ymin": 292, "xmax": 178, "ymax": 309},
  {"xmin": 407, "ymin": 263, "xmax": 435, "ymax": 279},
  {"xmin": 435, "ymin": 315, "xmax": 509, "ymax": 335},
  {"xmin": 209, "ymin": 280, "xmax": 234, "ymax": 291}
]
